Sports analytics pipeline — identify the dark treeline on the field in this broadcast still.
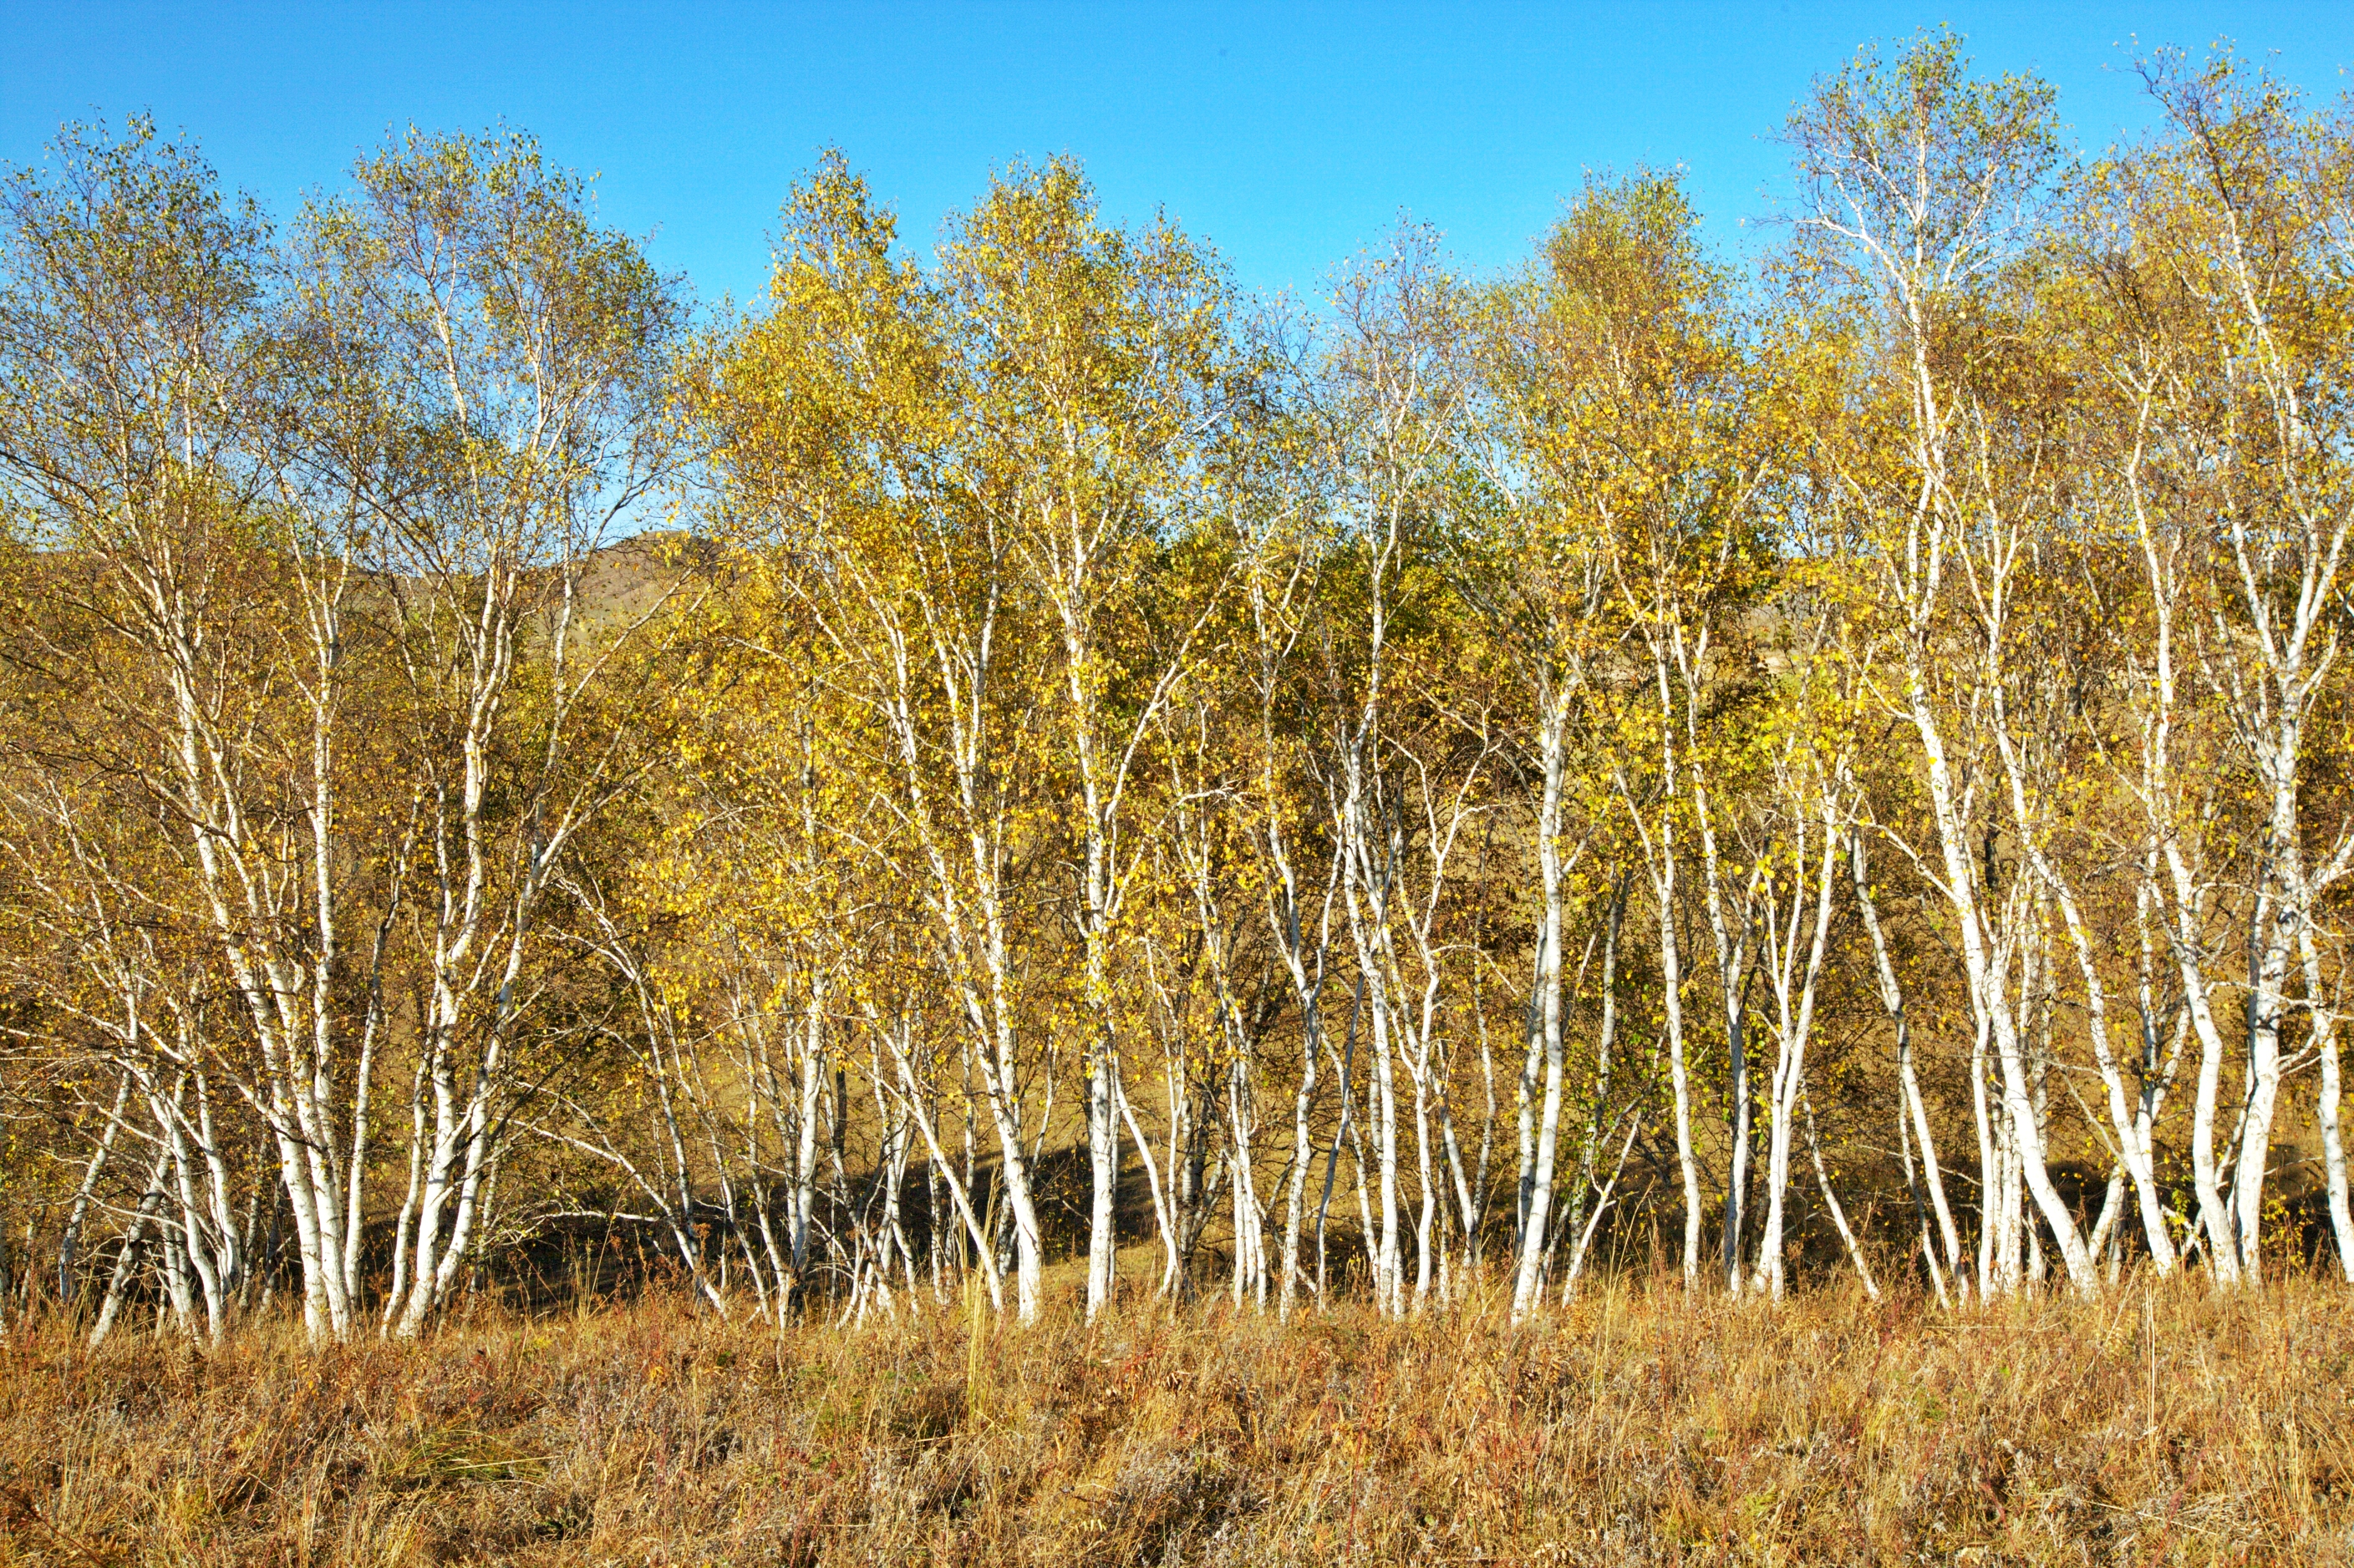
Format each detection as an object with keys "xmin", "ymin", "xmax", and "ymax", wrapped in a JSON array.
[{"xmin": 2, "ymin": 32, "xmax": 2351, "ymax": 1343}]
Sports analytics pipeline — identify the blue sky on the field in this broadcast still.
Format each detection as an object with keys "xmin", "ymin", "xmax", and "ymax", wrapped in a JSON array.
[{"xmin": 5, "ymin": 3, "xmax": 2351, "ymax": 308}]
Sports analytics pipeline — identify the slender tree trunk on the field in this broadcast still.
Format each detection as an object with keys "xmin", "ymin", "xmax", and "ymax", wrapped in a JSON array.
[
  {"xmin": 1658, "ymin": 860, "xmax": 1701, "ymax": 1286},
  {"xmin": 1510, "ymin": 708, "xmax": 1570, "ymax": 1321},
  {"xmin": 1852, "ymin": 832, "xmax": 1965, "ymax": 1297},
  {"xmin": 1750, "ymin": 797, "xmax": 1838, "ymax": 1301},
  {"xmin": 2306, "ymin": 925, "xmax": 2354, "ymax": 1281},
  {"xmin": 58, "ymin": 1073, "xmax": 131, "ymax": 1312}
]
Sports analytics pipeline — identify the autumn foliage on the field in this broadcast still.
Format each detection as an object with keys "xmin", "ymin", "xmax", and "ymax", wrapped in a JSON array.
[{"xmin": 0, "ymin": 35, "xmax": 2351, "ymax": 1558}]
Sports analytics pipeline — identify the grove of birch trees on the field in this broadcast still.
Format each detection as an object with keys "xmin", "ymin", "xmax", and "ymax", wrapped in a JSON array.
[{"xmin": 3, "ymin": 34, "xmax": 2352, "ymax": 1342}]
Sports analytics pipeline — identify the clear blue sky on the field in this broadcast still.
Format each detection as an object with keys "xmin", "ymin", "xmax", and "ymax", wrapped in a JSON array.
[{"xmin": 5, "ymin": 3, "xmax": 2351, "ymax": 308}]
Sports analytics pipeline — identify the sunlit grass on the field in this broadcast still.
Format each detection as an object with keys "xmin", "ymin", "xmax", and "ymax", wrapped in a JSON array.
[{"xmin": 0, "ymin": 1273, "xmax": 2346, "ymax": 1564}]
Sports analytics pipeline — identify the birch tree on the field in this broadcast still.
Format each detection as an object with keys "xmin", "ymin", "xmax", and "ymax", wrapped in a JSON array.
[
  {"xmin": 1789, "ymin": 31, "xmax": 2101, "ymax": 1294},
  {"xmin": 318, "ymin": 129, "xmax": 689, "ymax": 1337}
]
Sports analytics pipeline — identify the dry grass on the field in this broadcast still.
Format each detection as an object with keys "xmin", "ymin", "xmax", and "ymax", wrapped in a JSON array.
[{"xmin": 0, "ymin": 1273, "xmax": 2348, "ymax": 1565}]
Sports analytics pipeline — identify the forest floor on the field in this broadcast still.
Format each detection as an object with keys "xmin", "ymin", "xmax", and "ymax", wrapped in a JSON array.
[{"xmin": 0, "ymin": 1266, "xmax": 2348, "ymax": 1566}]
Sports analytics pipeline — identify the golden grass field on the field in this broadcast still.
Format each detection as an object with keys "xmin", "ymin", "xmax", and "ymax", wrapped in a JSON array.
[{"xmin": 1, "ymin": 1271, "xmax": 2349, "ymax": 1565}]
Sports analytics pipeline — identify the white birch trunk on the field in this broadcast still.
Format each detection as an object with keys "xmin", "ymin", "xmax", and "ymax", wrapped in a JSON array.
[{"xmin": 1509, "ymin": 702, "xmax": 1570, "ymax": 1320}]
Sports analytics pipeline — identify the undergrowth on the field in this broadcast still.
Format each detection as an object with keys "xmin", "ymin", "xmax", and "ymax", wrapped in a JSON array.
[{"xmin": 0, "ymin": 1274, "xmax": 2347, "ymax": 1565}]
